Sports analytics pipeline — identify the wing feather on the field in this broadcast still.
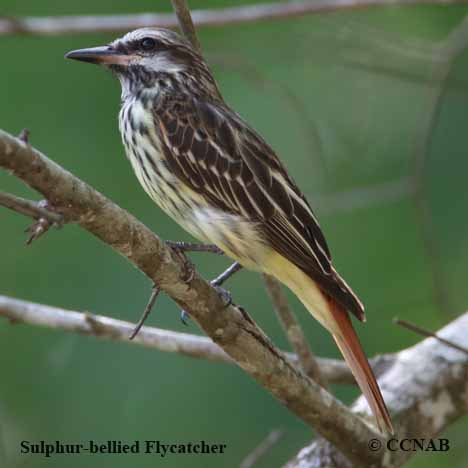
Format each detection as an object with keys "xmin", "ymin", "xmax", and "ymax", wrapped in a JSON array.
[{"xmin": 155, "ymin": 96, "xmax": 364, "ymax": 319}]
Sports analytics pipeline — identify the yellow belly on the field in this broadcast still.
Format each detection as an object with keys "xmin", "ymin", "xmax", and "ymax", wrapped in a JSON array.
[{"xmin": 180, "ymin": 205, "xmax": 337, "ymax": 333}]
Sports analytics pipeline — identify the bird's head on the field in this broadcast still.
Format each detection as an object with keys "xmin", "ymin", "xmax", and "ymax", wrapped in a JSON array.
[{"xmin": 65, "ymin": 28, "xmax": 221, "ymax": 100}]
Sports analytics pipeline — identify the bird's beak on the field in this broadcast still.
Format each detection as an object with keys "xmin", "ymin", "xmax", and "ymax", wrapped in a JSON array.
[{"xmin": 65, "ymin": 46, "xmax": 133, "ymax": 66}]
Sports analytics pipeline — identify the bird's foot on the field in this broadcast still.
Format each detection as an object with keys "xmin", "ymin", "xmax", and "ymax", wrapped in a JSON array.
[
  {"xmin": 167, "ymin": 243, "xmax": 196, "ymax": 284},
  {"xmin": 179, "ymin": 285, "xmax": 232, "ymax": 327},
  {"xmin": 180, "ymin": 309, "xmax": 190, "ymax": 326},
  {"xmin": 178, "ymin": 263, "xmax": 241, "ymax": 327},
  {"xmin": 141, "ymin": 246, "xmax": 241, "ymax": 328},
  {"xmin": 212, "ymin": 285, "xmax": 233, "ymax": 308},
  {"xmin": 211, "ymin": 262, "xmax": 242, "ymax": 287}
]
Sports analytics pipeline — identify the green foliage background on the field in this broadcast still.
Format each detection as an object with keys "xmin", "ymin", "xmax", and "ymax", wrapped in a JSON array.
[{"xmin": 1, "ymin": 1, "xmax": 468, "ymax": 467}]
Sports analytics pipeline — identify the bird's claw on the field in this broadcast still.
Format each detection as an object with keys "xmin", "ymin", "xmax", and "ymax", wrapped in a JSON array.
[
  {"xmin": 179, "ymin": 285, "xmax": 231, "ymax": 327},
  {"xmin": 180, "ymin": 309, "xmax": 190, "ymax": 326},
  {"xmin": 167, "ymin": 243, "xmax": 195, "ymax": 284},
  {"xmin": 182, "ymin": 259, "xmax": 195, "ymax": 283},
  {"xmin": 165, "ymin": 240, "xmax": 188, "ymax": 250},
  {"xmin": 165, "ymin": 243, "xmax": 237, "ymax": 325},
  {"xmin": 211, "ymin": 285, "xmax": 233, "ymax": 308}
]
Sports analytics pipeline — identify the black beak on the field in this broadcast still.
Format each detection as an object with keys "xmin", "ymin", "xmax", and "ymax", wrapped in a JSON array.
[{"xmin": 65, "ymin": 46, "xmax": 132, "ymax": 66}]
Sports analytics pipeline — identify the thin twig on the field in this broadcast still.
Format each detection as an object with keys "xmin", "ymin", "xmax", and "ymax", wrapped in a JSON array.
[
  {"xmin": 0, "ymin": 294, "xmax": 355, "ymax": 382},
  {"xmin": 314, "ymin": 177, "xmax": 413, "ymax": 215},
  {"xmin": 212, "ymin": 53, "xmax": 328, "ymax": 181},
  {"xmin": 0, "ymin": 294, "xmax": 229, "ymax": 362},
  {"xmin": 394, "ymin": 318, "xmax": 468, "ymax": 355},
  {"xmin": 0, "ymin": 1, "xmax": 467, "ymax": 36},
  {"xmin": 410, "ymin": 16, "xmax": 468, "ymax": 316},
  {"xmin": 0, "ymin": 191, "xmax": 62, "ymax": 224},
  {"xmin": 0, "ymin": 191, "xmax": 64, "ymax": 244},
  {"xmin": 171, "ymin": 0, "xmax": 201, "ymax": 51},
  {"xmin": 129, "ymin": 285, "xmax": 161, "ymax": 340},
  {"xmin": 263, "ymin": 274, "xmax": 326, "ymax": 387},
  {"xmin": 17, "ymin": 128, "xmax": 30, "ymax": 143},
  {"xmin": 341, "ymin": 57, "xmax": 468, "ymax": 93},
  {"xmin": 240, "ymin": 429, "xmax": 285, "ymax": 468}
]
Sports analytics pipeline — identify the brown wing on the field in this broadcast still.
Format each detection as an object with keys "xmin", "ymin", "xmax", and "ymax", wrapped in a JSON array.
[{"xmin": 154, "ymin": 96, "xmax": 364, "ymax": 320}]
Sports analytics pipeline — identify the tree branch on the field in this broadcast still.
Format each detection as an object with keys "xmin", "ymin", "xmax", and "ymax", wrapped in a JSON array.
[
  {"xmin": 171, "ymin": 0, "xmax": 201, "ymax": 51},
  {"xmin": 287, "ymin": 312, "xmax": 468, "ymax": 467},
  {"xmin": 0, "ymin": 293, "xmax": 355, "ymax": 383},
  {"xmin": 0, "ymin": 1, "xmax": 467, "ymax": 36},
  {"xmin": 240, "ymin": 429, "xmax": 285, "ymax": 468},
  {"xmin": 0, "ymin": 129, "xmax": 381, "ymax": 464},
  {"xmin": 395, "ymin": 317, "xmax": 468, "ymax": 354},
  {"xmin": 410, "ymin": 15, "xmax": 468, "ymax": 316},
  {"xmin": 0, "ymin": 294, "xmax": 230, "ymax": 363},
  {"xmin": 263, "ymin": 274, "xmax": 327, "ymax": 387},
  {"xmin": 0, "ymin": 191, "xmax": 62, "ymax": 224}
]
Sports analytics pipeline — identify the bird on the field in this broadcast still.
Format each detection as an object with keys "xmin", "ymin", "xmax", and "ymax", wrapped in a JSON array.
[{"xmin": 66, "ymin": 27, "xmax": 393, "ymax": 434}]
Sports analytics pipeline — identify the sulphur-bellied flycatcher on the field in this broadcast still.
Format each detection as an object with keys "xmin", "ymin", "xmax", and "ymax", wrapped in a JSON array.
[{"xmin": 66, "ymin": 28, "xmax": 393, "ymax": 434}]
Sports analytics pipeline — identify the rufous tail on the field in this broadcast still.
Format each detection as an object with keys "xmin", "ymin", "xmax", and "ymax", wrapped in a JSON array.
[{"xmin": 328, "ymin": 297, "xmax": 394, "ymax": 434}]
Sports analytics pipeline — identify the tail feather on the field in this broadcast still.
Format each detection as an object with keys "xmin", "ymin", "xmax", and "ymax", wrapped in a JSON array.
[
  {"xmin": 328, "ymin": 298, "xmax": 394, "ymax": 434},
  {"xmin": 264, "ymin": 254, "xmax": 393, "ymax": 433}
]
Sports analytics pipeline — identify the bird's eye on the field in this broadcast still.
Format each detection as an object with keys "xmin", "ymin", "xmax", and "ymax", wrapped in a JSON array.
[{"xmin": 140, "ymin": 37, "xmax": 156, "ymax": 51}]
